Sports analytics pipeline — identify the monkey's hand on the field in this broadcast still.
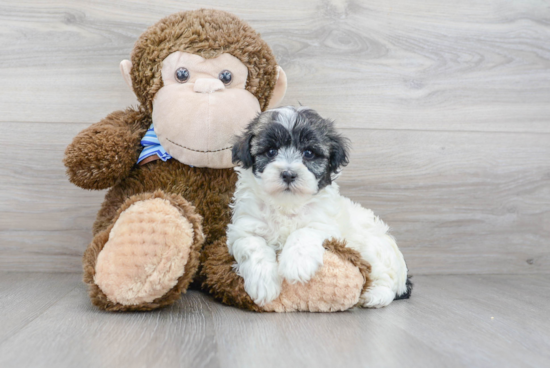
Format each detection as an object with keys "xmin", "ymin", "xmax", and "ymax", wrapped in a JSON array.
[{"xmin": 63, "ymin": 108, "xmax": 150, "ymax": 190}]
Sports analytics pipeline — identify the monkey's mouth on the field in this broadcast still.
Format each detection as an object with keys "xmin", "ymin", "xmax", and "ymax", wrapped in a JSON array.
[{"xmin": 166, "ymin": 138, "xmax": 232, "ymax": 153}]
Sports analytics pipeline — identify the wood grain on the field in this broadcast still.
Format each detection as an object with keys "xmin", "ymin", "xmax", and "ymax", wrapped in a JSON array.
[
  {"xmin": 0, "ymin": 273, "xmax": 80, "ymax": 344},
  {"xmin": 0, "ymin": 0, "xmax": 549, "ymax": 132},
  {"xmin": 0, "ymin": 278, "xmax": 219, "ymax": 368},
  {"xmin": 1, "ymin": 273, "xmax": 549, "ymax": 368},
  {"xmin": 1, "ymin": 0, "xmax": 549, "ymax": 273},
  {"xmin": 340, "ymin": 128, "xmax": 550, "ymax": 274},
  {"xmin": 2, "ymin": 122, "xmax": 549, "ymax": 273}
]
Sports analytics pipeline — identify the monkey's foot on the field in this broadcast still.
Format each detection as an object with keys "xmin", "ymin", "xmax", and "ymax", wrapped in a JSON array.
[
  {"xmin": 83, "ymin": 191, "xmax": 204, "ymax": 311},
  {"xmin": 263, "ymin": 239, "xmax": 371, "ymax": 312},
  {"xmin": 200, "ymin": 238, "xmax": 370, "ymax": 312}
]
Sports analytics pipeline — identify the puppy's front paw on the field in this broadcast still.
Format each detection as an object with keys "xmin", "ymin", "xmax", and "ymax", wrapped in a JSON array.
[
  {"xmin": 237, "ymin": 260, "xmax": 282, "ymax": 306},
  {"xmin": 278, "ymin": 242, "xmax": 325, "ymax": 284}
]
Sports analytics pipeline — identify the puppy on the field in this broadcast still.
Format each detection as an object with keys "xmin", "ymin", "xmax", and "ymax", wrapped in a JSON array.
[{"xmin": 227, "ymin": 106, "xmax": 412, "ymax": 308}]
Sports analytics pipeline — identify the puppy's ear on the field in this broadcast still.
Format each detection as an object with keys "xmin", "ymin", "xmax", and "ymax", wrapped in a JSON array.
[
  {"xmin": 327, "ymin": 126, "xmax": 350, "ymax": 174},
  {"xmin": 232, "ymin": 129, "xmax": 254, "ymax": 169}
]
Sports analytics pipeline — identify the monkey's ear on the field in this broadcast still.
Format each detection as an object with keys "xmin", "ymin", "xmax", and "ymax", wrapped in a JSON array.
[
  {"xmin": 266, "ymin": 66, "xmax": 287, "ymax": 110},
  {"xmin": 232, "ymin": 131, "xmax": 254, "ymax": 169},
  {"xmin": 120, "ymin": 60, "xmax": 133, "ymax": 90}
]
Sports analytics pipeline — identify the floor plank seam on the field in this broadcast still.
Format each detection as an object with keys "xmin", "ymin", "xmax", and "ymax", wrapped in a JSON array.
[{"xmin": 0, "ymin": 285, "xmax": 79, "ymax": 346}]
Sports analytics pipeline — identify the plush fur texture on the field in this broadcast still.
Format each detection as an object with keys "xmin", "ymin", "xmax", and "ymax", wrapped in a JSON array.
[
  {"xmin": 263, "ymin": 239, "xmax": 370, "ymax": 312},
  {"xmin": 67, "ymin": 9, "xmax": 369, "ymax": 312},
  {"xmin": 230, "ymin": 107, "xmax": 411, "ymax": 308},
  {"xmin": 82, "ymin": 164, "xmax": 236, "ymax": 311},
  {"xmin": 91, "ymin": 162, "xmax": 237, "ymax": 238},
  {"xmin": 80, "ymin": 155, "xmax": 367, "ymax": 312},
  {"xmin": 94, "ymin": 198, "xmax": 196, "ymax": 305},
  {"xmin": 65, "ymin": 9, "xmax": 282, "ymax": 311},
  {"xmin": 200, "ymin": 237, "xmax": 371, "ymax": 312},
  {"xmin": 63, "ymin": 108, "xmax": 150, "ymax": 190},
  {"xmin": 83, "ymin": 190, "xmax": 204, "ymax": 312},
  {"xmin": 130, "ymin": 9, "xmax": 278, "ymax": 113}
]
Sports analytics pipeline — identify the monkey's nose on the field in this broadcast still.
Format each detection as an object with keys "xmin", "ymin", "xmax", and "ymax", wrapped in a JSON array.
[
  {"xmin": 194, "ymin": 78, "xmax": 225, "ymax": 93},
  {"xmin": 281, "ymin": 171, "xmax": 297, "ymax": 184}
]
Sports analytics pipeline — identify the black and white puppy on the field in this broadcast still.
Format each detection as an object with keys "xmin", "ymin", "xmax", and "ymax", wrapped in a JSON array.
[{"xmin": 228, "ymin": 106, "xmax": 411, "ymax": 308}]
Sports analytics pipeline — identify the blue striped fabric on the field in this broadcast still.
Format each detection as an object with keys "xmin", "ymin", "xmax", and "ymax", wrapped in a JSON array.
[{"xmin": 137, "ymin": 124, "xmax": 173, "ymax": 164}]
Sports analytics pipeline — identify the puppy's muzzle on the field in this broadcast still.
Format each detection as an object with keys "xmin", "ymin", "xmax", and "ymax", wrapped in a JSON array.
[{"xmin": 281, "ymin": 170, "xmax": 297, "ymax": 184}]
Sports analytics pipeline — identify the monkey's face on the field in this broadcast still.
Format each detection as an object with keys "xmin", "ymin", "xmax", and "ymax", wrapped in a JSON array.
[{"xmin": 151, "ymin": 52, "xmax": 262, "ymax": 168}]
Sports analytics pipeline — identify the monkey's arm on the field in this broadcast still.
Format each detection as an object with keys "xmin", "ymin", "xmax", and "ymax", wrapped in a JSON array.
[{"xmin": 63, "ymin": 107, "xmax": 150, "ymax": 190}]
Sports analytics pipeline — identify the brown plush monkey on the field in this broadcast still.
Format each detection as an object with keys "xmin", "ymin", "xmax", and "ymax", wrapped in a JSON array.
[{"xmin": 64, "ymin": 9, "xmax": 370, "ymax": 312}]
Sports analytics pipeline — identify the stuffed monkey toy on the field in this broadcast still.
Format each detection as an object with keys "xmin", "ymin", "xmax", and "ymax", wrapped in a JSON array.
[{"xmin": 64, "ymin": 9, "xmax": 370, "ymax": 312}]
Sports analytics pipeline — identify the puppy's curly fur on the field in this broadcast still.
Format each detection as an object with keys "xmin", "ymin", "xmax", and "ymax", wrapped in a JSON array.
[{"xmin": 229, "ymin": 107, "xmax": 411, "ymax": 308}]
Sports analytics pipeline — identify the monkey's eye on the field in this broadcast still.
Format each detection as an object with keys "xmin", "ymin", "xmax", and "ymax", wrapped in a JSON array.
[
  {"xmin": 266, "ymin": 149, "xmax": 278, "ymax": 158},
  {"xmin": 303, "ymin": 150, "xmax": 315, "ymax": 160},
  {"xmin": 219, "ymin": 70, "xmax": 232, "ymax": 85},
  {"xmin": 175, "ymin": 67, "xmax": 190, "ymax": 83}
]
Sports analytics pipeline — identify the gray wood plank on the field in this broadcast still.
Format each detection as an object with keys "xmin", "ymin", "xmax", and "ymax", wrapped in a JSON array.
[
  {"xmin": 0, "ymin": 0, "xmax": 549, "ymax": 133},
  {"xmin": 207, "ymin": 274, "xmax": 550, "ymax": 368},
  {"xmin": 1, "ymin": 273, "xmax": 549, "ymax": 368},
  {"xmin": 2, "ymin": 122, "xmax": 549, "ymax": 274},
  {"xmin": 0, "ymin": 280, "xmax": 219, "ymax": 368},
  {"xmin": 382, "ymin": 275, "xmax": 550, "ymax": 367},
  {"xmin": 340, "ymin": 128, "xmax": 550, "ymax": 275},
  {"xmin": 0, "ymin": 273, "xmax": 79, "ymax": 343},
  {"xmin": 206, "ymin": 296, "xmax": 453, "ymax": 368}
]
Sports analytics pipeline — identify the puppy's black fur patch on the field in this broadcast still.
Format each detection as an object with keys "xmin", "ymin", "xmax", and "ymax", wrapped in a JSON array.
[
  {"xmin": 232, "ymin": 107, "xmax": 350, "ymax": 190},
  {"xmin": 232, "ymin": 129, "xmax": 255, "ymax": 169},
  {"xmin": 394, "ymin": 277, "xmax": 413, "ymax": 300}
]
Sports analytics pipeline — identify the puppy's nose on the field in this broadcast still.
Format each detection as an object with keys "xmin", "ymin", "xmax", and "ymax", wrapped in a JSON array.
[
  {"xmin": 194, "ymin": 78, "xmax": 225, "ymax": 93},
  {"xmin": 281, "ymin": 171, "xmax": 297, "ymax": 184}
]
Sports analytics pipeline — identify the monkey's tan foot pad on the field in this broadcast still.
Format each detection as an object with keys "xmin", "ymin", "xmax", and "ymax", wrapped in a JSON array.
[
  {"xmin": 263, "ymin": 249, "xmax": 367, "ymax": 312},
  {"xmin": 93, "ymin": 198, "xmax": 195, "ymax": 307}
]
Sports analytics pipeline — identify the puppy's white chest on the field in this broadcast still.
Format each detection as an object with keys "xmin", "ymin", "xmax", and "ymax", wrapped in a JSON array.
[
  {"xmin": 261, "ymin": 205, "xmax": 318, "ymax": 250},
  {"xmin": 272, "ymin": 214, "xmax": 301, "ymax": 244}
]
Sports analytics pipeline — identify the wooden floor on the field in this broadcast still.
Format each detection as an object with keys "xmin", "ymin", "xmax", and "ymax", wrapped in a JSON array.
[{"xmin": 0, "ymin": 273, "xmax": 549, "ymax": 368}]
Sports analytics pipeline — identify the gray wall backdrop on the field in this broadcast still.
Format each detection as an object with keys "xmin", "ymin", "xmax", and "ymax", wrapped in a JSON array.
[{"xmin": 1, "ymin": 0, "xmax": 549, "ymax": 274}]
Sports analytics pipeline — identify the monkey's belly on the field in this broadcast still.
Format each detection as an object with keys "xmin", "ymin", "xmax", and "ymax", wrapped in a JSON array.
[{"xmin": 93, "ymin": 160, "xmax": 237, "ymax": 241}]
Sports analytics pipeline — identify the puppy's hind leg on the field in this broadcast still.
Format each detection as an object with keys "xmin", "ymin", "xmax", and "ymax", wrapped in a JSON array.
[
  {"xmin": 360, "ymin": 284, "xmax": 397, "ymax": 308},
  {"xmin": 360, "ymin": 275, "xmax": 413, "ymax": 308},
  {"xmin": 394, "ymin": 277, "xmax": 413, "ymax": 300},
  {"xmin": 344, "ymin": 200, "xmax": 410, "ymax": 308},
  {"xmin": 357, "ymin": 247, "xmax": 412, "ymax": 308}
]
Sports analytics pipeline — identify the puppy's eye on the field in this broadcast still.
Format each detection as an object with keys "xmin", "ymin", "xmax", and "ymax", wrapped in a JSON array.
[
  {"xmin": 175, "ymin": 67, "xmax": 190, "ymax": 83},
  {"xmin": 219, "ymin": 70, "xmax": 232, "ymax": 85},
  {"xmin": 266, "ymin": 149, "xmax": 278, "ymax": 158},
  {"xmin": 303, "ymin": 150, "xmax": 315, "ymax": 160}
]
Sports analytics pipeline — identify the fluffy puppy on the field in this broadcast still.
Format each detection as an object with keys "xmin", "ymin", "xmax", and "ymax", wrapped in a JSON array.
[{"xmin": 228, "ymin": 106, "xmax": 412, "ymax": 308}]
